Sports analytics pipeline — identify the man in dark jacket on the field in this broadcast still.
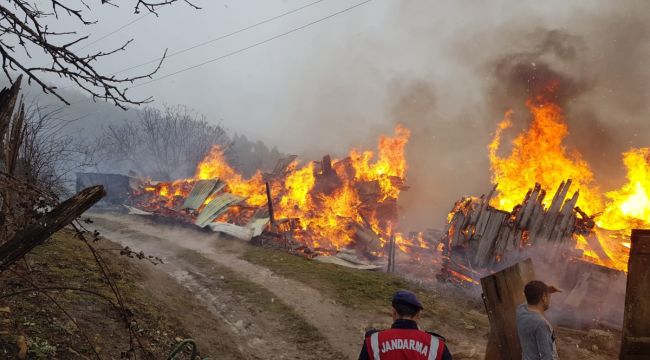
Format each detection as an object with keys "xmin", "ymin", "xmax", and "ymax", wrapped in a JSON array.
[{"xmin": 358, "ymin": 290, "xmax": 452, "ymax": 360}]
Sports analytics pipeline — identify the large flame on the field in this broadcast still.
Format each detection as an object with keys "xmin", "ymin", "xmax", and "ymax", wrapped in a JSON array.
[{"xmin": 489, "ymin": 82, "xmax": 603, "ymax": 215}]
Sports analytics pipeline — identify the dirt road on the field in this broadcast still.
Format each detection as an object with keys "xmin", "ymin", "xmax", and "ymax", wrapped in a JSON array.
[{"xmin": 90, "ymin": 212, "xmax": 369, "ymax": 359}]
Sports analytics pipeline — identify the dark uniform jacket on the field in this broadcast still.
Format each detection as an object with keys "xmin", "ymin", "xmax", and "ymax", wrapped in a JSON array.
[{"xmin": 358, "ymin": 319, "xmax": 452, "ymax": 360}]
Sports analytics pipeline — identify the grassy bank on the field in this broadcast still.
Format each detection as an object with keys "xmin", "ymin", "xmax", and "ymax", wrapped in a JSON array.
[{"xmin": 0, "ymin": 229, "xmax": 196, "ymax": 359}]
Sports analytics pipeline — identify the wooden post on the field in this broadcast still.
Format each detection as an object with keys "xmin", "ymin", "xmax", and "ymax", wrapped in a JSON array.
[
  {"xmin": 265, "ymin": 182, "xmax": 275, "ymax": 229},
  {"xmin": 322, "ymin": 155, "xmax": 333, "ymax": 176},
  {"xmin": 620, "ymin": 229, "xmax": 650, "ymax": 360},
  {"xmin": 387, "ymin": 234, "xmax": 396, "ymax": 273},
  {"xmin": 481, "ymin": 258, "xmax": 536, "ymax": 360}
]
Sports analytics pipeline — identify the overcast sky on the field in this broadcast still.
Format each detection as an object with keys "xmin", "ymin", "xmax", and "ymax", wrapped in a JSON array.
[{"xmin": 24, "ymin": 0, "xmax": 650, "ymax": 228}]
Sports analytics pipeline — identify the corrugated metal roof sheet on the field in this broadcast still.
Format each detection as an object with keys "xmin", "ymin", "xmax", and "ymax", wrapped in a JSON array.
[
  {"xmin": 207, "ymin": 222, "xmax": 253, "ymax": 240},
  {"xmin": 194, "ymin": 193, "xmax": 243, "ymax": 227},
  {"xmin": 206, "ymin": 217, "xmax": 269, "ymax": 240},
  {"xmin": 182, "ymin": 179, "xmax": 221, "ymax": 210}
]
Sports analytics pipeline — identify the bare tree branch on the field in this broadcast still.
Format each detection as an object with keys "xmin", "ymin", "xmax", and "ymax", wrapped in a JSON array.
[{"xmin": 0, "ymin": 1, "xmax": 197, "ymax": 109}]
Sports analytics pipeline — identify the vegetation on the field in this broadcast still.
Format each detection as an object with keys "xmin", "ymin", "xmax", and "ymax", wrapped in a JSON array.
[
  {"xmin": 0, "ymin": 229, "xmax": 194, "ymax": 359},
  {"xmin": 241, "ymin": 246, "xmax": 439, "ymax": 313}
]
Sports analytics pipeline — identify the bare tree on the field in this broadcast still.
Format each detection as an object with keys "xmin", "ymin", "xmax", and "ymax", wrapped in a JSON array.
[
  {"xmin": 20, "ymin": 104, "xmax": 96, "ymax": 194},
  {"xmin": 0, "ymin": 0, "xmax": 199, "ymax": 109},
  {"xmin": 1, "ymin": 78, "xmax": 95, "ymax": 196},
  {"xmin": 100, "ymin": 104, "xmax": 229, "ymax": 180}
]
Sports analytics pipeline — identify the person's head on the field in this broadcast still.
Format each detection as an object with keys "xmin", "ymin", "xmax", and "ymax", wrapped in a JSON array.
[
  {"xmin": 524, "ymin": 280, "xmax": 559, "ymax": 311},
  {"xmin": 391, "ymin": 290, "xmax": 423, "ymax": 320}
]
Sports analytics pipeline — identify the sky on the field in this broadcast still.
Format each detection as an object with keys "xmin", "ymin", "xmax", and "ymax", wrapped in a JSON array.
[{"xmin": 18, "ymin": 0, "xmax": 650, "ymax": 228}]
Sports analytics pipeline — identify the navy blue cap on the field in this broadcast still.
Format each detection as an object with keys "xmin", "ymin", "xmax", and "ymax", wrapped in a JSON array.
[{"xmin": 392, "ymin": 290, "xmax": 423, "ymax": 310}]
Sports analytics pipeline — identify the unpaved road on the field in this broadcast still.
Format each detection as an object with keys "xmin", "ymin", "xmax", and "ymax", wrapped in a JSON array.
[{"xmin": 89, "ymin": 212, "xmax": 372, "ymax": 359}]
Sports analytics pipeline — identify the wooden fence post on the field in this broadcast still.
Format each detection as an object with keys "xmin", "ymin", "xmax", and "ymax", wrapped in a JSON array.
[
  {"xmin": 620, "ymin": 229, "xmax": 650, "ymax": 359},
  {"xmin": 480, "ymin": 258, "xmax": 536, "ymax": 360}
]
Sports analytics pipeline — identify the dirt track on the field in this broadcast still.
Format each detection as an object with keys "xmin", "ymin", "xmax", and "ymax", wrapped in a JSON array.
[
  {"xmin": 90, "ymin": 212, "xmax": 367, "ymax": 359},
  {"xmin": 87, "ymin": 212, "xmax": 620, "ymax": 360}
]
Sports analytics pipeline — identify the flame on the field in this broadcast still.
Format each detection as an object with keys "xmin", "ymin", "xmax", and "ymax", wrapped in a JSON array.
[
  {"xmin": 279, "ymin": 162, "xmax": 315, "ymax": 211},
  {"xmin": 351, "ymin": 125, "xmax": 410, "ymax": 200},
  {"xmin": 598, "ymin": 148, "xmax": 650, "ymax": 230},
  {"xmin": 195, "ymin": 146, "xmax": 267, "ymax": 206},
  {"xmin": 489, "ymin": 83, "xmax": 602, "ymax": 215}
]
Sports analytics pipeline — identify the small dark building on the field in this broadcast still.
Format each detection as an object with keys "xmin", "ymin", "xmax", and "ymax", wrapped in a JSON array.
[{"xmin": 76, "ymin": 172, "xmax": 133, "ymax": 205}]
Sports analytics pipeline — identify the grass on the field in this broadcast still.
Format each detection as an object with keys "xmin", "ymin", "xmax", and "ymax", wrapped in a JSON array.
[
  {"xmin": 0, "ymin": 229, "xmax": 191, "ymax": 359},
  {"xmin": 241, "ymin": 246, "xmax": 439, "ymax": 314}
]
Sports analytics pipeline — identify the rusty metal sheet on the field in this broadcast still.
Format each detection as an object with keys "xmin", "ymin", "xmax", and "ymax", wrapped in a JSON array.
[{"xmin": 194, "ymin": 193, "xmax": 243, "ymax": 228}]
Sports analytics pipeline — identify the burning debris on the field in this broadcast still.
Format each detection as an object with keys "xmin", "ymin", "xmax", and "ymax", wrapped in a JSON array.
[
  {"xmin": 123, "ymin": 126, "xmax": 413, "ymax": 263},
  {"xmin": 441, "ymin": 179, "xmax": 604, "ymax": 283}
]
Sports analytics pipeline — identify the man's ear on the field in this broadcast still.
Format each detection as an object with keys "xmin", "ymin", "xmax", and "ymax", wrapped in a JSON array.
[
  {"xmin": 414, "ymin": 311, "xmax": 422, "ymax": 320},
  {"xmin": 391, "ymin": 307, "xmax": 398, "ymax": 320}
]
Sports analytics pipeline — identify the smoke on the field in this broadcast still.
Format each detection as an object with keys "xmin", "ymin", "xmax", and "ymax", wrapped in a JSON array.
[{"xmin": 381, "ymin": 1, "xmax": 650, "ymax": 228}]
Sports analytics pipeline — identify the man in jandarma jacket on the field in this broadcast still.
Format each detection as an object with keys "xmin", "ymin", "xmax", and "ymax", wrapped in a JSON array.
[{"xmin": 358, "ymin": 290, "xmax": 452, "ymax": 360}]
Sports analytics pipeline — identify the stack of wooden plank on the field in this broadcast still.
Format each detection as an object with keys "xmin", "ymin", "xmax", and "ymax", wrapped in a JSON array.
[{"xmin": 443, "ymin": 179, "xmax": 605, "ymax": 274}]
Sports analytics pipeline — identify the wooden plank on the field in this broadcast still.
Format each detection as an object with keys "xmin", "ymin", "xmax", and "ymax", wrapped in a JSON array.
[
  {"xmin": 620, "ymin": 229, "xmax": 650, "ymax": 359},
  {"xmin": 475, "ymin": 211, "xmax": 506, "ymax": 267},
  {"xmin": 470, "ymin": 194, "xmax": 484, "ymax": 225},
  {"xmin": 551, "ymin": 191, "xmax": 579, "ymax": 244},
  {"xmin": 519, "ymin": 184, "xmax": 540, "ymax": 229},
  {"xmin": 451, "ymin": 212, "xmax": 466, "ymax": 247},
  {"xmin": 481, "ymin": 258, "xmax": 536, "ymax": 360},
  {"xmin": 538, "ymin": 180, "xmax": 572, "ymax": 244},
  {"xmin": 527, "ymin": 191, "xmax": 546, "ymax": 241}
]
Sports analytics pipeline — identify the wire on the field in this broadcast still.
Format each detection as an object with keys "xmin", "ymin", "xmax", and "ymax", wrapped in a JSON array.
[
  {"xmin": 77, "ymin": 13, "xmax": 151, "ymax": 52},
  {"xmin": 113, "ymin": 0, "xmax": 328, "ymax": 76},
  {"xmin": 129, "ymin": 0, "xmax": 373, "ymax": 89},
  {"xmin": 55, "ymin": 0, "xmax": 328, "ymax": 92}
]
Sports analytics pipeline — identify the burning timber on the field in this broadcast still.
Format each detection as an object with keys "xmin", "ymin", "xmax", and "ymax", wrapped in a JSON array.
[{"xmin": 441, "ymin": 179, "xmax": 612, "ymax": 282}]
